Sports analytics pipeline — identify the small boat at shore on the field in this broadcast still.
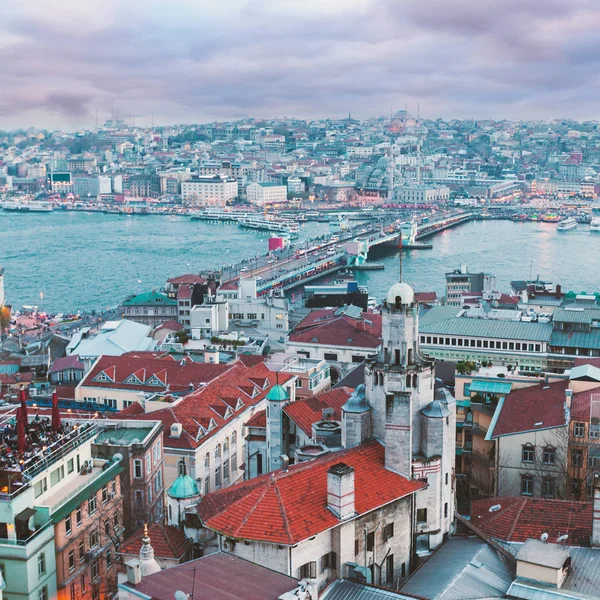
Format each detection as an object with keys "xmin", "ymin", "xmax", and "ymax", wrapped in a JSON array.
[
  {"xmin": 557, "ymin": 217, "xmax": 577, "ymax": 231},
  {"xmin": 2, "ymin": 200, "xmax": 53, "ymax": 212}
]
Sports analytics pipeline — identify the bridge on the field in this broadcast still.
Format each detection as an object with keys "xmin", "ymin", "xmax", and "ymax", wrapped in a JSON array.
[{"xmin": 207, "ymin": 211, "xmax": 474, "ymax": 296}]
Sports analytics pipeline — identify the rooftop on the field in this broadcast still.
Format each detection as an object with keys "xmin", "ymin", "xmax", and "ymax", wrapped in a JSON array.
[
  {"xmin": 123, "ymin": 290, "xmax": 177, "ymax": 307},
  {"xmin": 197, "ymin": 440, "xmax": 425, "ymax": 545},
  {"xmin": 119, "ymin": 523, "xmax": 192, "ymax": 560}
]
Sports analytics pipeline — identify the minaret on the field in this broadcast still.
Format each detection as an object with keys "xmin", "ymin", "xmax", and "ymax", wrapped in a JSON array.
[
  {"xmin": 416, "ymin": 103, "xmax": 422, "ymax": 186},
  {"xmin": 387, "ymin": 149, "xmax": 395, "ymax": 201},
  {"xmin": 139, "ymin": 524, "xmax": 161, "ymax": 576}
]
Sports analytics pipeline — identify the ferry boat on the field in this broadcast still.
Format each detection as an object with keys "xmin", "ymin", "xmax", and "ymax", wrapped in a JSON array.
[
  {"xmin": 557, "ymin": 217, "xmax": 577, "ymax": 231},
  {"xmin": 2, "ymin": 199, "xmax": 53, "ymax": 212},
  {"xmin": 590, "ymin": 218, "xmax": 600, "ymax": 233},
  {"xmin": 401, "ymin": 218, "xmax": 418, "ymax": 244},
  {"xmin": 238, "ymin": 215, "xmax": 300, "ymax": 235}
]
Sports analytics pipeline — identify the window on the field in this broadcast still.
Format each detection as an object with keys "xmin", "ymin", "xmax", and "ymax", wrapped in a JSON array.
[
  {"xmin": 223, "ymin": 459, "xmax": 230, "ymax": 481},
  {"xmin": 134, "ymin": 459, "xmax": 143, "ymax": 479},
  {"xmin": 445, "ymin": 472, "xmax": 449, "ymax": 485},
  {"xmin": 231, "ymin": 453, "xmax": 237, "ymax": 475},
  {"xmin": 543, "ymin": 446, "xmax": 556, "ymax": 465},
  {"xmin": 91, "ymin": 560, "xmax": 99, "ymax": 581},
  {"xmin": 590, "ymin": 423, "xmax": 600, "ymax": 439},
  {"xmin": 101, "ymin": 486, "xmax": 108, "ymax": 504},
  {"xmin": 366, "ymin": 531, "xmax": 375, "ymax": 551},
  {"xmin": 383, "ymin": 523, "xmax": 394, "ymax": 541},
  {"xmin": 215, "ymin": 444, "xmax": 221, "ymax": 459},
  {"xmin": 444, "ymin": 502, "xmax": 448, "ymax": 518},
  {"xmin": 572, "ymin": 449, "xmax": 584, "ymax": 468},
  {"xmin": 574, "ymin": 422, "xmax": 585, "ymax": 438},
  {"xmin": 179, "ymin": 459, "xmax": 187, "ymax": 476},
  {"xmin": 386, "ymin": 554, "xmax": 394, "ymax": 585},
  {"xmin": 215, "ymin": 466, "xmax": 221, "ymax": 488},
  {"xmin": 38, "ymin": 552, "xmax": 46, "ymax": 575},
  {"xmin": 89, "ymin": 530, "xmax": 99, "ymax": 548},
  {"xmin": 231, "ymin": 430, "xmax": 237, "ymax": 447},
  {"xmin": 521, "ymin": 475, "xmax": 534, "ymax": 496},
  {"xmin": 65, "ymin": 516, "xmax": 72, "ymax": 536},
  {"xmin": 522, "ymin": 445, "xmax": 535, "ymax": 463},
  {"xmin": 34, "ymin": 477, "xmax": 48, "ymax": 498},
  {"xmin": 114, "ymin": 514, "xmax": 119, "ymax": 529},
  {"xmin": 70, "ymin": 583, "xmax": 76, "ymax": 600},
  {"xmin": 542, "ymin": 477, "xmax": 556, "ymax": 498},
  {"xmin": 571, "ymin": 478, "xmax": 582, "ymax": 497},
  {"xmin": 296, "ymin": 379, "xmax": 303, "ymax": 388},
  {"xmin": 355, "ymin": 539, "xmax": 359, "ymax": 555},
  {"xmin": 135, "ymin": 490, "xmax": 143, "ymax": 506},
  {"xmin": 39, "ymin": 586, "xmax": 48, "ymax": 600},
  {"xmin": 67, "ymin": 458, "xmax": 74, "ymax": 474},
  {"xmin": 79, "ymin": 540, "xmax": 85, "ymax": 559},
  {"xmin": 106, "ymin": 550, "xmax": 112, "ymax": 567},
  {"xmin": 88, "ymin": 495, "xmax": 97, "ymax": 515},
  {"xmin": 204, "ymin": 477, "xmax": 210, "ymax": 495},
  {"xmin": 298, "ymin": 561, "xmax": 317, "ymax": 579},
  {"xmin": 416, "ymin": 508, "xmax": 428, "ymax": 523},
  {"xmin": 351, "ymin": 355, "xmax": 364, "ymax": 363},
  {"xmin": 104, "ymin": 519, "xmax": 110, "ymax": 536},
  {"xmin": 76, "ymin": 508, "xmax": 82, "ymax": 526},
  {"xmin": 81, "ymin": 575, "xmax": 86, "ymax": 592},
  {"xmin": 324, "ymin": 352, "xmax": 338, "ymax": 361},
  {"xmin": 321, "ymin": 551, "xmax": 337, "ymax": 572},
  {"xmin": 68, "ymin": 550, "xmax": 75, "ymax": 572},
  {"xmin": 223, "ymin": 438, "xmax": 229, "ymax": 455}
]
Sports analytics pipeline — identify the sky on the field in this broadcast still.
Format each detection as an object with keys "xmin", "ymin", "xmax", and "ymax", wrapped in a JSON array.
[{"xmin": 1, "ymin": 0, "xmax": 600, "ymax": 130}]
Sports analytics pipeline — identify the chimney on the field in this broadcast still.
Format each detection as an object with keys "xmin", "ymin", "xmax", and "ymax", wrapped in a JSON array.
[
  {"xmin": 556, "ymin": 284, "xmax": 562, "ymax": 299},
  {"xmin": 327, "ymin": 463, "xmax": 355, "ymax": 520},
  {"xmin": 126, "ymin": 559, "xmax": 141, "ymax": 585},
  {"xmin": 280, "ymin": 454, "xmax": 289, "ymax": 472},
  {"xmin": 593, "ymin": 473, "xmax": 600, "ymax": 547}
]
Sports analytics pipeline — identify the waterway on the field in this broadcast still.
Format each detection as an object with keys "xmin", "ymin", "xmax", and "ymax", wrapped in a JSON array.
[{"xmin": 1, "ymin": 211, "xmax": 598, "ymax": 313}]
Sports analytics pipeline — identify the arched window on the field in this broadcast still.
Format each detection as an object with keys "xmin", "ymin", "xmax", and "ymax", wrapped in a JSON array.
[
  {"xmin": 168, "ymin": 504, "xmax": 172, "ymax": 521},
  {"xmin": 204, "ymin": 452, "xmax": 210, "ymax": 468},
  {"xmin": 223, "ymin": 437, "xmax": 229, "ymax": 455},
  {"xmin": 178, "ymin": 460, "xmax": 186, "ymax": 476},
  {"xmin": 379, "ymin": 372, "xmax": 384, "ymax": 386},
  {"xmin": 412, "ymin": 374, "xmax": 418, "ymax": 388},
  {"xmin": 231, "ymin": 431, "xmax": 237, "ymax": 446},
  {"xmin": 395, "ymin": 296, "xmax": 401, "ymax": 309},
  {"xmin": 215, "ymin": 444, "xmax": 221, "ymax": 459},
  {"xmin": 406, "ymin": 374, "xmax": 411, "ymax": 388}
]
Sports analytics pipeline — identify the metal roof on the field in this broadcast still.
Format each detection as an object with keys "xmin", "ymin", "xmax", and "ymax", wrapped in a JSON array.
[
  {"xmin": 550, "ymin": 330, "xmax": 600, "ymax": 350},
  {"xmin": 399, "ymin": 537, "xmax": 513, "ymax": 600},
  {"xmin": 420, "ymin": 316, "xmax": 553, "ymax": 342},
  {"xmin": 553, "ymin": 306, "xmax": 600, "ymax": 325},
  {"xmin": 470, "ymin": 380, "xmax": 513, "ymax": 395},
  {"xmin": 321, "ymin": 580, "xmax": 415, "ymax": 600}
]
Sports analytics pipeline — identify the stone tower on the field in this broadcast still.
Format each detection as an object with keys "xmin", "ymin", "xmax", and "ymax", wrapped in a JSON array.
[
  {"xmin": 363, "ymin": 241, "xmax": 455, "ymax": 550},
  {"xmin": 265, "ymin": 383, "xmax": 289, "ymax": 472}
]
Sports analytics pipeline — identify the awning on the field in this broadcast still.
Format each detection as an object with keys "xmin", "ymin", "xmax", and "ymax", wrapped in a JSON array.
[
  {"xmin": 15, "ymin": 507, "xmax": 37, "ymax": 521},
  {"xmin": 469, "ymin": 380, "xmax": 512, "ymax": 395}
]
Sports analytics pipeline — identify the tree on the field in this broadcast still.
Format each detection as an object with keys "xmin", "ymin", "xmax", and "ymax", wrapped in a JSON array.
[{"xmin": 0, "ymin": 306, "xmax": 10, "ymax": 340}]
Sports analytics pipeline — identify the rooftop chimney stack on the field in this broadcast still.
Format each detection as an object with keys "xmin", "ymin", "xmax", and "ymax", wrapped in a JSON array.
[
  {"xmin": 593, "ymin": 473, "xmax": 600, "ymax": 547},
  {"xmin": 327, "ymin": 463, "xmax": 355, "ymax": 520}
]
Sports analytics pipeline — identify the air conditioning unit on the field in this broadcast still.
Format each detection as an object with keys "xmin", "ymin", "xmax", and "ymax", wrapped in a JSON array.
[{"xmin": 170, "ymin": 423, "xmax": 183, "ymax": 438}]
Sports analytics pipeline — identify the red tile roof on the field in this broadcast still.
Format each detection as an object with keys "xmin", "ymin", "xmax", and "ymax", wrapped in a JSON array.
[
  {"xmin": 414, "ymin": 292, "xmax": 437, "ymax": 303},
  {"xmin": 471, "ymin": 496, "xmax": 592, "ymax": 546},
  {"xmin": 283, "ymin": 387, "xmax": 353, "ymax": 437},
  {"xmin": 491, "ymin": 380, "xmax": 568, "ymax": 437},
  {"xmin": 50, "ymin": 355, "xmax": 84, "ymax": 374},
  {"xmin": 81, "ymin": 355, "xmax": 230, "ymax": 394},
  {"xmin": 197, "ymin": 440, "xmax": 425, "ymax": 545},
  {"xmin": 289, "ymin": 314, "xmax": 381, "ymax": 349},
  {"xmin": 167, "ymin": 274, "xmax": 206, "ymax": 285},
  {"xmin": 119, "ymin": 524, "xmax": 192, "ymax": 560},
  {"xmin": 177, "ymin": 285, "xmax": 193, "ymax": 300},
  {"xmin": 154, "ymin": 321, "xmax": 183, "ymax": 332},
  {"xmin": 245, "ymin": 409, "xmax": 266, "ymax": 428},
  {"xmin": 571, "ymin": 387, "xmax": 600, "ymax": 422},
  {"xmin": 112, "ymin": 362, "xmax": 292, "ymax": 450}
]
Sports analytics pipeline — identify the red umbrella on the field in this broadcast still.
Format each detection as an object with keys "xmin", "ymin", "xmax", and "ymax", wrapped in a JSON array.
[
  {"xmin": 16, "ymin": 406, "xmax": 27, "ymax": 453},
  {"xmin": 51, "ymin": 391, "xmax": 61, "ymax": 431},
  {"xmin": 18, "ymin": 388, "xmax": 28, "ymax": 422}
]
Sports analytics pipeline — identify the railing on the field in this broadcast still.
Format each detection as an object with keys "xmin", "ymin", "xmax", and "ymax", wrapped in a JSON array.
[
  {"xmin": 0, "ymin": 520, "xmax": 52, "ymax": 547},
  {"xmin": 472, "ymin": 423, "xmax": 488, "ymax": 437}
]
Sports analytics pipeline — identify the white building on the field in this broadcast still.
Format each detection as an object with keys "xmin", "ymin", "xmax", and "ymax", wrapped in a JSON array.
[
  {"xmin": 287, "ymin": 177, "xmax": 305, "ymax": 194},
  {"xmin": 181, "ymin": 176, "xmax": 238, "ymax": 206},
  {"xmin": 396, "ymin": 185, "xmax": 450, "ymax": 204},
  {"xmin": 0, "ymin": 266, "xmax": 4, "ymax": 308},
  {"xmin": 246, "ymin": 182, "xmax": 287, "ymax": 205}
]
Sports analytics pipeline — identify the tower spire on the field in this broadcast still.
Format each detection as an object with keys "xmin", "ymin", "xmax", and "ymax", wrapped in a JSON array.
[{"xmin": 399, "ymin": 233, "xmax": 403, "ymax": 283}]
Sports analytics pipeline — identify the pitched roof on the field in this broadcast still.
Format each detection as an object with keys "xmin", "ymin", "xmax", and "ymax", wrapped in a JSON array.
[
  {"xmin": 471, "ymin": 496, "xmax": 592, "ymax": 546},
  {"xmin": 197, "ymin": 440, "xmax": 425, "ymax": 545},
  {"xmin": 289, "ymin": 314, "xmax": 381, "ymax": 349},
  {"xmin": 119, "ymin": 523, "xmax": 192, "ymax": 559},
  {"xmin": 112, "ymin": 361, "xmax": 292, "ymax": 450},
  {"xmin": 490, "ymin": 380, "xmax": 568, "ymax": 437},
  {"xmin": 167, "ymin": 274, "xmax": 206, "ymax": 285},
  {"xmin": 126, "ymin": 552, "xmax": 298, "ymax": 600},
  {"xmin": 81, "ymin": 355, "xmax": 230, "ymax": 394},
  {"xmin": 283, "ymin": 387, "xmax": 353, "ymax": 437},
  {"xmin": 245, "ymin": 409, "xmax": 266, "ymax": 428},
  {"xmin": 123, "ymin": 291, "xmax": 177, "ymax": 307},
  {"xmin": 414, "ymin": 291, "xmax": 438, "ymax": 303},
  {"xmin": 49, "ymin": 355, "xmax": 84, "ymax": 373}
]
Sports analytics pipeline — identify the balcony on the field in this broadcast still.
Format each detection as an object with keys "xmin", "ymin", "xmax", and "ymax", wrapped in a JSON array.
[
  {"xmin": 0, "ymin": 520, "xmax": 54, "ymax": 559},
  {"xmin": 472, "ymin": 422, "xmax": 488, "ymax": 437}
]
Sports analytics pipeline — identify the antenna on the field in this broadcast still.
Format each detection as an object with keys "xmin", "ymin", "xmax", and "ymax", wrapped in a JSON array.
[{"xmin": 540, "ymin": 532, "xmax": 549, "ymax": 542}]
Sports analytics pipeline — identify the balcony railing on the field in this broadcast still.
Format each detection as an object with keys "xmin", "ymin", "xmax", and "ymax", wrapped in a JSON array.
[
  {"xmin": 0, "ymin": 520, "xmax": 52, "ymax": 547},
  {"xmin": 472, "ymin": 423, "xmax": 488, "ymax": 437}
]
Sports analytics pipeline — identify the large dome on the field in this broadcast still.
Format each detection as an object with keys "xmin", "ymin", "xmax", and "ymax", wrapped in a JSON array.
[
  {"xmin": 386, "ymin": 281, "xmax": 414, "ymax": 306},
  {"xmin": 167, "ymin": 474, "xmax": 200, "ymax": 499}
]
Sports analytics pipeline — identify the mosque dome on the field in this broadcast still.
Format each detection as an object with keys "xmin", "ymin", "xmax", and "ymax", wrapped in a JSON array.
[
  {"xmin": 201, "ymin": 151, "xmax": 210, "ymax": 161},
  {"xmin": 139, "ymin": 525, "xmax": 161, "ymax": 577},
  {"xmin": 235, "ymin": 151, "xmax": 244, "ymax": 162},
  {"xmin": 386, "ymin": 281, "xmax": 414, "ymax": 306},
  {"xmin": 266, "ymin": 384, "xmax": 289, "ymax": 402},
  {"xmin": 376, "ymin": 154, "xmax": 391, "ymax": 169},
  {"xmin": 342, "ymin": 384, "xmax": 370, "ymax": 414},
  {"xmin": 421, "ymin": 399, "xmax": 452, "ymax": 418},
  {"xmin": 167, "ymin": 474, "xmax": 200, "ymax": 499}
]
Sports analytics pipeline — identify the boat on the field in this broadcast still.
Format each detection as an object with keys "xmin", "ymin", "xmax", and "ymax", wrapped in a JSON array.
[
  {"xmin": 304, "ymin": 279, "xmax": 369, "ymax": 311},
  {"xmin": 590, "ymin": 218, "xmax": 600, "ymax": 233},
  {"xmin": 238, "ymin": 215, "xmax": 300, "ymax": 235},
  {"xmin": 401, "ymin": 218, "xmax": 418, "ymax": 244},
  {"xmin": 557, "ymin": 217, "xmax": 577, "ymax": 231},
  {"xmin": 2, "ymin": 199, "xmax": 53, "ymax": 212}
]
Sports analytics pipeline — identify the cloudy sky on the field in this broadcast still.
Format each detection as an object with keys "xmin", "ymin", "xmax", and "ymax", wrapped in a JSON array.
[{"xmin": 1, "ymin": 0, "xmax": 599, "ymax": 130}]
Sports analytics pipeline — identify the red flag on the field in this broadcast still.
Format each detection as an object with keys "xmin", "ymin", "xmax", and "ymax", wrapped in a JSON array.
[
  {"xmin": 16, "ymin": 406, "xmax": 27, "ymax": 453},
  {"xmin": 18, "ymin": 388, "xmax": 28, "ymax": 422},
  {"xmin": 51, "ymin": 391, "xmax": 61, "ymax": 432}
]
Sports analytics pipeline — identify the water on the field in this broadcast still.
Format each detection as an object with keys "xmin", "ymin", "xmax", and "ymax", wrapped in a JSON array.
[{"xmin": 1, "ymin": 212, "xmax": 598, "ymax": 312}]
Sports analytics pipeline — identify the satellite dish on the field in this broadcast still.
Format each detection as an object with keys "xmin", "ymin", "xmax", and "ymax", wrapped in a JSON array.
[
  {"xmin": 174, "ymin": 592, "xmax": 188, "ymax": 600},
  {"xmin": 557, "ymin": 534, "xmax": 569, "ymax": 543},
  {"xmin": 489, "ymin": 504, "xmax": 502, "ymax": 513},
  {"xmin": 540, "ymin": 532, "xmax": 549, "ymax": 542}
]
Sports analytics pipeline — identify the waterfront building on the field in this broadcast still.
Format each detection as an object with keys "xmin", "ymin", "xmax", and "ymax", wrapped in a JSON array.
[
  {"xmin": 124, "ymin": 175, "xmax": 161, "ymax": 198},
  {"xmin": 246, "ymin": 182, "xmax": 287, "ymax": 205},
  {"xmin": 66, "ymin": 320, "xmax": 156, "ymax": 370},
  {"xmin": 48, "ymin": 172, "xmax": 73, "ymax": 194},
  {"xmin": 396, "ymin": 184, "xmax": 450, "ymax": 204},
  {"xmin": 122, "ymin": 291, "xmax": 178, "ymax": 327},
  {"xmin": 49, "ymin": 356, "xmax": 85, "ymax": 385},
  {"xmin": 181, "ymin": 176, "xmax": 238, "ymax": 206},
  {"xmin": 445, "ymin": 265, "xmax": 496, "ymax": 307},
  {"xmin": 75, "ymin": 354, "xmax": 230, "ymax": 410},
  {"xmin": 0, "ymin": 411, "xmax": 125, "ymax": 600},
  {"xmin": 286, "ymin": 177, "xmax": 304, "ymax": 194}
]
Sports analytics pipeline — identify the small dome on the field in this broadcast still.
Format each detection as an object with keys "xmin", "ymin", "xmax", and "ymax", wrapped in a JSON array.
[
  {"xmin": 421, "ymin": 399, "xmax": 451, "ymax": 418},
  {"xmin": 386, "ymin": 281, "xmax": 414, "ymax": 306},
  {"xmin": 377, "ymin": 155, "xmax": 391, "ymax": 169},
  {"xmin": 266, "ymin": 384, "xmax": 289, "ymax": 402},
  {"xmin": 235, "ymin": 152, "xmax": 244, "ymax": 162},
  {"xmin": 168, "ymin": 474, "xmax": 200, "ymax": 499},
  {"xmin": 342, "ymin": 384, "xmax": 370, "ymax": 413},
  {"xmin": 201, "ymin": 151, "xmax": 210, "ymax": 161}
]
